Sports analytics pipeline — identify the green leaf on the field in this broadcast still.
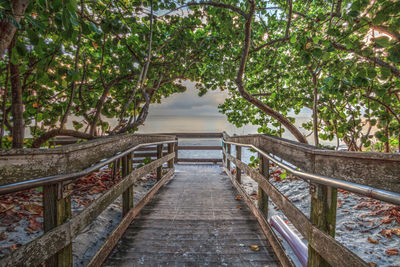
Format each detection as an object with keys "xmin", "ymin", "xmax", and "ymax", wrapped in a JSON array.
[
  {"xmin": 366, "ymin": 68, "xmax": 377, "ymax": 79},
  {"xmin": 373, "ymin": 36, "xmax": 390, "ymax": 48},
  {"xmin": 312, "ymin": 48, "xmax": 323, "ymax": 58},
  {"xmin": 89, "ymin": 22, "xmax": 102, "ymax": 34},
  {"xmin": 380, "ymin": 67, "xmax": 391, "ymax": 80},
  {"xmin": 290, "ymin": 35, "xmax": 296, "ymax": 44},
  {"xmin": 388, "ymin": 45, "xmax": 400, "ymax": 63},
  {"xmin": 27, "ymin": 30, "xmax": 39, "ymax": 45}
]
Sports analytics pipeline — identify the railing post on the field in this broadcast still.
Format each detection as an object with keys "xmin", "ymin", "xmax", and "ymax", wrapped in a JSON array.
[
  {"xmin": 157, "ymin": 144, "xmax": 163, "ymax": 180},
  {"xmin": 236, "ymin": 145, "xmax": 242, "ymax": 183},
  {"xmin": 222, "ymin": 141, "xmax": 226, "ymax": 166},
  {"xmin": 168, "ymin": 142, "xmax": 174, "ymax": 169},
  {"xmin": 174, "ymin": 137, "xmax": 178, "ymax": 163},
  {"xmin": 111, "ymin": 160, "xmax": 117, "ymax": 180},
  {"xmin": 227, "ymin": 143, "xmax": 231, "ymax": 171},
  {"xmin": 43, "ymin": 183, "xmax": 72, "ymax": 267},
  {"xmin": 258, "ymin": 153, "xmax": 269, "ymax": 218},
  {"xmin": 308, "ymin": 184, "xmax": 337, "ymax": 267},
  {"xmin": 122, "ymin": 154, "xmax": 133, "ymax": 216}
]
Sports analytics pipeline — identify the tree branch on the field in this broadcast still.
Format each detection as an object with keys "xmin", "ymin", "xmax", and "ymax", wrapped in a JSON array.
[
  {"xmin": 31, "ymin": 129, "xmax": 95, "ymax": 148},
  {"xmin": 0, "ymin": 0, "xmax": 30, "ymax": 58},
  {"xmin": 235, "ymin": 0, "xmax": 308, "ymax": 144}
]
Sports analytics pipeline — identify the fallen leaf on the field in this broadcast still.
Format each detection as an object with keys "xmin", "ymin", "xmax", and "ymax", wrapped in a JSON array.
[
  {"xmin": 391, "ymin": 228, "xmax": 400, "ymax": 236},
  {"xmin": 28, "ymin": 218, "xmax": 42, "ymax": 231},
  {"xmin": 22, "ymin": 203, "xmax": 42, "ymax": 215},
  {"xmin": 381, "ymin": 217, "xmax": 393, "ymax": 224},
  {"xmin": 235, "ymin": 196, "xmax": 241, "ymax": 201},
  {"xmin": 236, "ymin": 206, "xmax": 242, "ymax": 210},
  {"xmin": 345, "ymin": 225, "xmax": 353, "ymax": 231},
  {"xmin": 367, "ymin": 237, "xmax": 379, "ymax": 244},
  {"xmin": 381, "ymin": 229, "xmax": 392, "ymax": 239},
  {"xmin": 0, "ymin": 203, "xmax": 14, "ymax": 213},
  {"xmin": 250, "ymin": 245, "xmax": 259, "ymax": 251},
  {"xmin": 8, "ymin": 244, "xmax": 19, "ymax": 252},
  {"xmin": 368, "ymin": 262, "xmax": 377, "ymax": 266},
  {"xmin": 385, "ymin": 248, "xmax": 399, "ymax": 256}
]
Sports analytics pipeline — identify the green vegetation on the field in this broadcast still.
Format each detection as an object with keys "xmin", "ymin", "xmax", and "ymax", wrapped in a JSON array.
[{"xmin": 1, "ymin": 0, "xmax": 399, "ymax": 152}]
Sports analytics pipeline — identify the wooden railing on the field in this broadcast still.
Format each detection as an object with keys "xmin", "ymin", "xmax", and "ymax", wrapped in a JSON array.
[
  {"xmin": 131, "ymin": 132, "xmax": 223, "ymax": 164},
  {"xmin": 223, "ymin": 134, "xmax": 400, "ymax": 267},
  {"xmin": 0, "ymin": 134, "xmax": 177, "ymax": 266},
  {"xmin": 42, "ymin": 132, "xmax": 224, "ymax": 164},
  {"xmin": 1, "ymin": 132, "xmax": 399, "ymax": 267}
]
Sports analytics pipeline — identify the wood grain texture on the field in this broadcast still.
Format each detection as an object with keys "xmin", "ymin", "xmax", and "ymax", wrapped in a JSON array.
[
  {"xmin": 103, "ymin": 164, "xmax": 280, "ymax": 267},
  {"xmin": 87, "ymin": 168, "xmax": 175, "ymax": 267},
  {"xmin": 0, "ymin": 153, "xmax": 174, "ymax": 267},
  {"xmin": 225, "ymin": 152, "xmax": 368, "ymax": 267},
  {"xmin": 227, "ymin": 134, "xmax": 400, "ymax": 193},
  {"xmin": 224, "ymin": 166, "xmax": 294, "ymax": 267}
]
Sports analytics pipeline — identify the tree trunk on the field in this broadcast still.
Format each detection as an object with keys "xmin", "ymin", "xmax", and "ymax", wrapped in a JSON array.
[
  {"xmin": 0, "ymin": 62, "xmax": 10, "ymax": 148},
  {"xmin": 9, "ymin": 38, "xmax": 24, "ymax": 148},
  {"xmin": 0, "ymin": 0, "xmax": 30, "ymax": 58}
]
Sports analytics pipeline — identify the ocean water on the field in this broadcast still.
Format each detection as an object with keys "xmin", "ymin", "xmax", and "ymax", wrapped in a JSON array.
[{"xmin": 176, "ymin": 138, "xmax": 256, "ymax": 164}]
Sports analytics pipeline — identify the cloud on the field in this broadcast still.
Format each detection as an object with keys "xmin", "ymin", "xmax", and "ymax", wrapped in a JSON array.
[{"xmin": 148, "ymin": 81, "xmax": 228, "ymax": 117}]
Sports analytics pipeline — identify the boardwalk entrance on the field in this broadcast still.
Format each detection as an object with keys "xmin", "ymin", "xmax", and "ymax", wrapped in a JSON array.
[
  {"xmin": 104, "ymin": 164, "xmax": 279, "ymax": 266},
  {"xmin": 0, "ymin": 132, "xmax": 399, "ymax": 267}
]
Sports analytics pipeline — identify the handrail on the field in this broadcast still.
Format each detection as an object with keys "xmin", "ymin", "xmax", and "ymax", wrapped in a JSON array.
[
  {"xmin": 224, "ymin": 140, "xmax": 400, "ymax": 206},
  {"xmin": 0, "ymin": 140, "xmax": 177, "ymax": 195}
]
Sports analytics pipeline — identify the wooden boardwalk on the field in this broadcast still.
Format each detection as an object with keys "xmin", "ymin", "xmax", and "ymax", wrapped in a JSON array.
[{"xmin": 104, "ymin": 164, "xmax": 280, "ymax": 267}]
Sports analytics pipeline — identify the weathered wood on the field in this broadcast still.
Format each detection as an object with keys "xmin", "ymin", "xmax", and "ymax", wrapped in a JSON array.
[
  {"xmin": 135, "ymin": 146, "xmax": 171, "ymax": 152},
  {"xmin": 227, "ymin": 144, "xmax": 231, "ymax": 171},
  {"xmin": 222, "ymin": 142, "xmax": 226, "ymax": 166},
  {"xmin": 133, "ymin": 152, "xmax": 168, "ymax": 158},
  {"xmin": 0, "ymin": 153, "xmax": 174, "ymax": 267},
  {"xmin": 168, "ymin": 143, "xmax": 174, "ymax": 169},
  {"xmin": 236, "ymin": 145, "xmax": 242, "ymax": 184},
  {"xmin": 111, "ymin": 160, "xmax": 117, "ymax": 180},
  {"xmin": 258, "ymin": 153, "xmax": 268, "ymax": 218},
  {"xmin": 308, "ymin": 183, "xmax": 337, "ymax": 267},
  {"xmin": 177, "ymin": 146, "xmax": 222, "ymax": 150},
  {"xmin": 87, "ymin": 168, "xmax": 175, "ymax": 267},
  {"xmin": 227, "ymin": 134, "xmax": 400, "ymax": 193},
  {"xmin": 224, "ymin": 166, "xmax": 294, "ymax": 267},
  {"xmin": 157, "ymin": 144, "xmax": 163, "ymax": 180},
  {"xmin": 122, "ymin": 155, "xmax": 134, "ymax": 216},
  {"xmin": 104, "ymin": 164, "xmax": 279, "ymax": 266},
  {"xmin": 177, "ymin": 158, "xmax": 222, "ymax": 163},
  {"xmin": 0, "ymin": 134, "xmax": 175, "ymax": 185},
  {"xmin": 157, "ymin": 132, "xmax": 223, "ymax": 138},
  {"xmin": 225, "ymin": 152, "xmax": 368, "ymax": 267},
  {"xmin": 43, "ymin": 183, "xmax": 72, "ymax": 267},
  {"xmin": 174, "ymin": 138, "xmax": 178, "ymax": 164}
]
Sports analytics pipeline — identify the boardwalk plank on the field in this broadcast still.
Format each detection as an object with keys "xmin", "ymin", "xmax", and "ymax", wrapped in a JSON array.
[{"xmin": 103, "ymin": 164, "xmax": 280, "ymax": 267}]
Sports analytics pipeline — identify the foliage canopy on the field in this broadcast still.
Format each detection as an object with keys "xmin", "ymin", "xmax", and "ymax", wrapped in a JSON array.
[{"xmin": 0, "ymin": 0, "xmax": 399, "ymax": 152}]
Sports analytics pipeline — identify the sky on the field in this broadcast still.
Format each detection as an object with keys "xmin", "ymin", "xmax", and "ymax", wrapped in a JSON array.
[{"xmin": 137, "ymin": 81, "xmax": 317, "ymax": 143}]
